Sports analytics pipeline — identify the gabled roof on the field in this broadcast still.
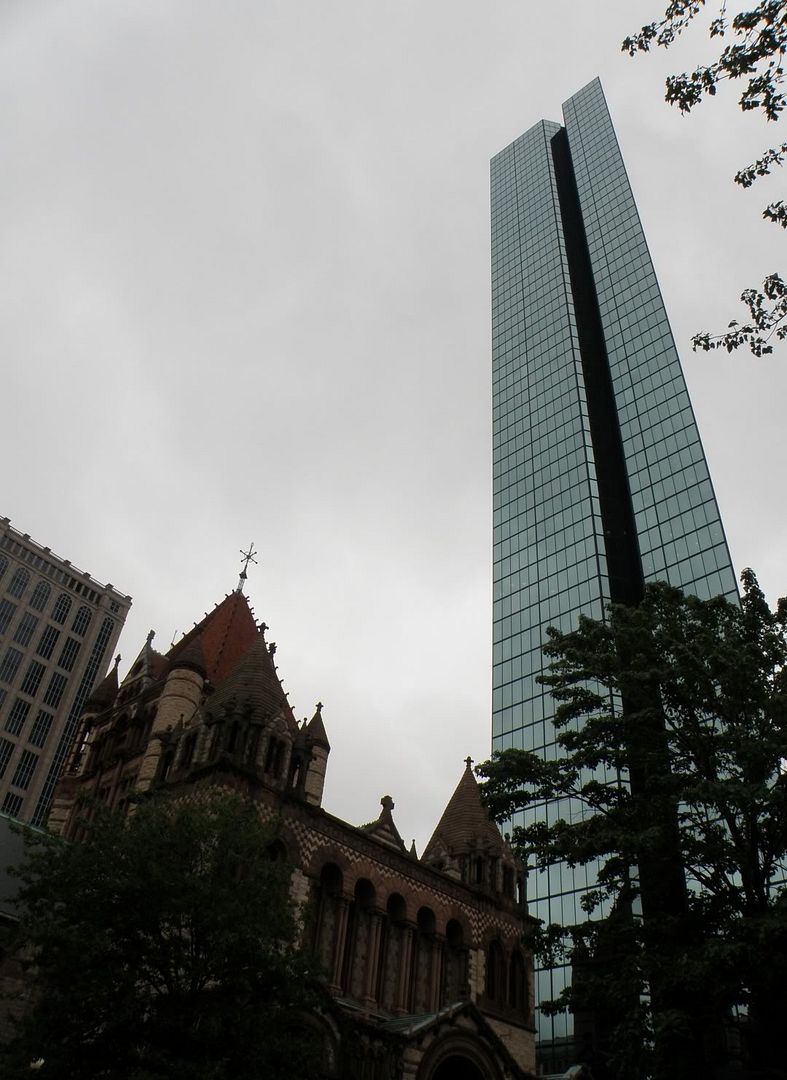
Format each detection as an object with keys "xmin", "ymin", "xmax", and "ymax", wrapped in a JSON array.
[
  {"xmin": 167, "ymin": 591, "xmax": 258, "ymax": 687},
  {"xmin": 422, "ymin": 759, "xmax": 506, "ymax": 863},
  {"xmin": 202, "ymin": 631, "xmax": 297, "ymax": 731},
  {"xmin": 361, "ymin": 795, "xmax": 407, "ymax": 853}
]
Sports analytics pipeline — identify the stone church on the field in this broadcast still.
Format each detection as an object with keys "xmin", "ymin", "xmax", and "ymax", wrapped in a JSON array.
[{"xmin": 48, "ymin": 586, "xmax": 536, "ymax": 1080}]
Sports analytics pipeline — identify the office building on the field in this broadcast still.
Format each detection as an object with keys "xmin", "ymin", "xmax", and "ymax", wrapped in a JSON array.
[
  {"xmin": 0, "ymin": 517, "xmax": 131, "ymax": 826},
  {"xmin": 490, "ymin": 79, "xmax": 736, "ymax": 1065}
]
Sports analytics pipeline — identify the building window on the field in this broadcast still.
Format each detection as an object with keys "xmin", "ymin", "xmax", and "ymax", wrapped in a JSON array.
[
  {"xmin": 30, "ymin": 615, "xmax": 115, "ymax": 829},
  {"xmin": 13, "ymin": 612, "xmax": 39, "ymax": 648},
  {"xmin": 0, "ymin": 555, "xmax": 7, "ymax": 585},
  {"xmin": 0, "ymin": 599, "xmax": 17, "ymax": 636},
  {"xmin": 4, "ymin": 698, "xmax": 31, "ymax": 736},
  {"xmin": 57, "ymin": 637, "xmax": 82, "ymax": 673},
  {"xmin": 20, "ymin": 660, "xmax": 46, "ymax": 698},
  {"xmin": 71, "ymin": 606, "xmax": 92, "ymax": 636},
  {"xmin": 29, "ymin": 580, "xmax": 51, "ymax": 613},
  {"xmin": 486, "ymin": 940, "xmax": 506, "ymax": 1003},
  {"xmin": 12, "ymin": 749, "xmax": 38, "ymax": 790},
  {"xmin": 508, "ymin": 949, "xmax": 527, "ymax": 1013},
  {"xmin": 0, "ymin": 647, "xmax": 23, "ymax": 686},
  {"xmin": 43, "ymin": 672, "xmax": 67, "ymax": 709},
  {"xmin": 264, "ymin": 737, "xmax": 285, "ymax": 777},
  {"xmin": 110, "ymin": 600, "xmax": 120, "ymax": 614},
  {"xmin": 36, "ymin": 625, "xmax": 61, "ymax": 660},
  {"xmin": 1, "ymin": 791, "xmax": 23, "ymax": 818},
  {"xmin": 51, "ymin": 594, "xmax": 72, "ymax": 625},
  {"xmin": 0, "ymin": 738, "xmax": 14, "ymax": 778},
  {"xmin": 28, "ymin": 710, "xmax": 53, "ymax": 749},
  {"xmin": 7, "ymin": 568, "xmax": 29, "ymax": 599}
]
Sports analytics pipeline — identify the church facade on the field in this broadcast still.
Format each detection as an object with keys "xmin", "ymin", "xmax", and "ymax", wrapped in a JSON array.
[{"xmin": 48, "ymin": 588, "xmax": 536, "ymax": 1080}]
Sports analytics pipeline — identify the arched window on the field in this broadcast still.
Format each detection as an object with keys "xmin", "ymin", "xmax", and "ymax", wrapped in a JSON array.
[
  {"xmin": 314, "ymin": 863, "xmax": 344, "ymax": 976},
  {"xmin": 264, "ymin": 736, "xmax": 285, "ymax": 777},
  {"xmin": 486, "ymin": 939, "xmax": 506, "ymax": 1003},
  {"xmin": 71, "ymin": 605, "xmax": 92, "ymax": 636},
  {"xmin": 411, "ymin": 907, "xmax": 437, "ymax": 1012},
  {"xmin": 343, "ymin": 878, "xmax": 376, "ymax": 999},
  {"xmin": 52, "ymin": 593, "xmax": 72, "ymax": 625},
  {"xmin": 29, "ymin": 581, "xmax": 50, "ymax": 613},
  {"xmin": 503, "ymin": 866, "xmax": 515, "ymax": 898},
  {"xmin": 8, "ymin": 568, "xmax": 29, "ymax": 599},
  {"xmin": 443, "ymin": 919, "xmax": 467, "ymax": 1006},
  {"xmin": 508, "ymin": 949, "xmax": 527, "ymax": 1013},
  {"xmin": 266, "ymin": 839, "xmax": 288, "ymax": 862}
]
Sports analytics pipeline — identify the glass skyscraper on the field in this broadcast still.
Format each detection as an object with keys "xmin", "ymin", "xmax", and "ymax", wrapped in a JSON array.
[{"xmin": 491, "ymin": 78, "xmax": 737, "ymax": 1064}]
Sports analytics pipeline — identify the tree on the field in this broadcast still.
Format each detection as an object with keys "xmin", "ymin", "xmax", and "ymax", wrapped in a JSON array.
[
  {"xmin": 624, "ymin": 2, "xmax": 787, "ymax": 355},
  {"xmin": 478, "ymin": 572, "xmax": 787, "ymax": 1079},
  {"xmin": 0, "ymin": 792, "xmax": 324, "ymax": 1080}
]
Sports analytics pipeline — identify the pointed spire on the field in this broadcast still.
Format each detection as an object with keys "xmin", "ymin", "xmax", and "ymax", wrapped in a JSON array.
[
  {"xmin": 166, "ymin": 591, "xmax": 258, "ymax": 687},
  {"xmin": 201, "ymin": 629, "xmax": 297, "ymax": 731},
  {"xmin": 306, "ymin": 701, "xmax": 330, "ymax": 749},
  {"xmin": 83, "ymin": 658, "xmax": 120, "ymax": 713},
  {"xmin": 423, "ymin": 758, "xmax": 507, "ymax": 864}
]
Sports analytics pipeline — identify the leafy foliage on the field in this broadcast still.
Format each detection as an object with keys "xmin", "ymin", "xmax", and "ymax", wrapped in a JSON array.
[
  {"xmin": 479, "ymin": 572, "xmax": 787, "ymax": 1078},
  {"xmin": 624, "ymin": 2, "xmax": 787, "ymax": 355},
  {"xmin": 0, "ymin": 792, "xmax": 324, "ymax": 1080}
]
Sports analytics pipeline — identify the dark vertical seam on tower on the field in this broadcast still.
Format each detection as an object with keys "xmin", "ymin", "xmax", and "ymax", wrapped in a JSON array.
[{"xmin": 550, "ymin": 127, "xmax": 644, "ymax": 607}]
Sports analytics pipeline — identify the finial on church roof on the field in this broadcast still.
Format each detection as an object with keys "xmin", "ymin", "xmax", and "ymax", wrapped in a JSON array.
[
  {"xmin": 236, "ymin": 542, "xmax": 258, "ymax": 594},
  {"xmin": 146, "ymin": 629, "xmax": 155, "ymax": 646},
  {"xmin": 465, "ymin": 755, "xmax": 474, "ymax": 770},
  {"xmin": 113, "ymin": 655, "xmax": 121, "ymax": 670},
  {"xmin": 315, "ymin": 701, "xmax": 323, "ymax": 713}
]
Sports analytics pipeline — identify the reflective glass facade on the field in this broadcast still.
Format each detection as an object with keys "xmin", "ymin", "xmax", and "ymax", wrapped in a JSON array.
[{"xmin": 491, "ymin": 79, "xmax": 736, "ymax": 1059}]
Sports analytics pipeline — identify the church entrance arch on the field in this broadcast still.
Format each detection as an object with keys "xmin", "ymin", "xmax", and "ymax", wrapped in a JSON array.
[
  {"xmin": 430, "ymin": 1054, "xmax": 487, "ymax": 1080},
  {"xmin": 419, "ymin": 1034, "xmax": 503, "ymax": 1080}
]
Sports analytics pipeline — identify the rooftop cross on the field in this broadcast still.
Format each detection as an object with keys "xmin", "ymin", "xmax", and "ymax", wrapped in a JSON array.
[
  {"xmin": 237, "ymin": 542, "xmax": 258, "ymax": 594},
  {"xmin": 465, "ymin": 756, "xmax": 474, "ymax": 770}
]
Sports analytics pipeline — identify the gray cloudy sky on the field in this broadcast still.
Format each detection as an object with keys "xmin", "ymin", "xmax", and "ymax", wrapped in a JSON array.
[{"xmin": 1, "ymin": 1, "xmax": 785, "ymax": 851}]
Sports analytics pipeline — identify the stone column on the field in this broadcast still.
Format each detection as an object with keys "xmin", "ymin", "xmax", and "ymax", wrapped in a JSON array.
[
  {"xmin": 394, "ymin": 924, "xmax": 416, "ymax": 1014},
  {"xmin": 329, "ymin": 897, "xmax": 351, "ymax": 994},
  {"xmin": 362, "ymin": 911, "xmax": 384, "ymax": 1008},
  {"xmin": 428, "ymin": 934, "xmax": 445, "ymax": 1012}
]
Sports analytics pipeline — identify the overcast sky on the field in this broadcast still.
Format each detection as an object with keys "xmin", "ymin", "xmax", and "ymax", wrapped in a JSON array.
[{"xmin": 1, "ymin": 1, "xmax": 785, "ymax": 851}]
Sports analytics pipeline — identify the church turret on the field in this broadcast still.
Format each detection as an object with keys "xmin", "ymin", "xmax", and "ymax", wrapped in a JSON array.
[
  {"xmin": 302, "ymin": 702, "xmax": 330, "ymax": 806},
  {"xmin": 422, "ymin": 758, "xmax": 523, "ymax": 903},
  {"xmin": 136, "ymin": 639, "xmax": 206, "ymax": 793}
]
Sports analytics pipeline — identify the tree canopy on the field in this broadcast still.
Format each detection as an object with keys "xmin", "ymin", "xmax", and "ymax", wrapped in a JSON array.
[
  {"xmin": 0, "ymin": 792, "xmax": 323, "ymax": 1080},
  {"xmin": 479, "ymin": 572, "xmax": 787, "ymax": 1078},
  {"xmin": 624, "ymin": 2, "xmax": 787, "ymax": 356}
]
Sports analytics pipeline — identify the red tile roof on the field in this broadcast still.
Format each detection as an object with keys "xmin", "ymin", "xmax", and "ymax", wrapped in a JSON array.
[{"xmin": 167, "ymin": 591, "xmax": 258, "ymax": 687}]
